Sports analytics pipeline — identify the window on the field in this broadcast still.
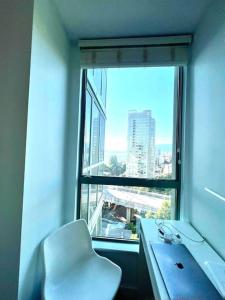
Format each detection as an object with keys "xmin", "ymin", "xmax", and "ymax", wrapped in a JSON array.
[{"xmin": 78, "ymin": 66, "xmax": 182, "ymax": 241}]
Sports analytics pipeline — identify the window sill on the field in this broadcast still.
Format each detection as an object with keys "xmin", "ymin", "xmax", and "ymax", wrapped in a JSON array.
[{"xmin": 92, "ymin": 239, "xmax": 139, "ymax": 253}]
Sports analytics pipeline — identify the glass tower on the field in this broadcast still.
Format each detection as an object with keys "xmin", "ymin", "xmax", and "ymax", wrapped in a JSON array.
[{"xmin": 127, "ymin": 110, "xmax": 155, "ymax": 178}]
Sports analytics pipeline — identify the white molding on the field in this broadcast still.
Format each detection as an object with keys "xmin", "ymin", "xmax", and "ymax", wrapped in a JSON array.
[{"xmin": 204, "ymin": 187, "xmax": 225, "ymax": 202}]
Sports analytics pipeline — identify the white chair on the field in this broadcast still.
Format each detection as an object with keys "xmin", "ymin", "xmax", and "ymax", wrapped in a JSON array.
[{"xmin": 42, "ymin": 219, "xmax": 122, "ymax": 300}]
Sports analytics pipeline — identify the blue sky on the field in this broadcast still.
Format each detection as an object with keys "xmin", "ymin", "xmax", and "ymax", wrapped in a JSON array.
[{"xmin": 104, "ymin": 67, "xmax": 175, "ymax": 152}]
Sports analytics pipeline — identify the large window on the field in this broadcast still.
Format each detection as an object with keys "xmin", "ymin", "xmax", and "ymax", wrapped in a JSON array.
[{"xmin": 78, "ymin": 66, "xmax": 182, "ymax": 241}]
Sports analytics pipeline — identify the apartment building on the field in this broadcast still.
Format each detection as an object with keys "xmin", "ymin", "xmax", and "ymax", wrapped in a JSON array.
[{"xmin": 127, "ymin": 110, "xmax": 155, "ymax": 178}]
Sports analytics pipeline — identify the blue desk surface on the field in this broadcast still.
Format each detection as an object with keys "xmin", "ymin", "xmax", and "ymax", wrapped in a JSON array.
[{"xmin": 140, "ymin": 219, "xmax": 225, "ymax": 300}]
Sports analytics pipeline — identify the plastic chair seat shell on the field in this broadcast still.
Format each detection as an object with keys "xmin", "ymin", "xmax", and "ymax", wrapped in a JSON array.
[{"xmin": 43, "ymin": 219, "xmax": 122, "ymax": 300}]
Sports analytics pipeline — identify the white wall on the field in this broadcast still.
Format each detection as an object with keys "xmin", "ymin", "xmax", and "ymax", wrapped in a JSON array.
[
  {"xmin": 18, "ymin": 0, "xmax": 71, "ymax": 299},
  {"xmin": 0, "ymin": 1, "xmax": 34, "ymax": 299},
  {"xmin": 187, "ymin": 0, "xmax": 225, "ymax": 258},
  {"xmin": 63, "ymin": 45, "xmax": 81, "ymax": 223}
]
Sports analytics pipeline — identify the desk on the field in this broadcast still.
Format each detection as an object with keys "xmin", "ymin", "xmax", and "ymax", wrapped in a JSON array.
[{"xmin": 140, "ymin": 219, "xmax": 225, "ymax": 300}]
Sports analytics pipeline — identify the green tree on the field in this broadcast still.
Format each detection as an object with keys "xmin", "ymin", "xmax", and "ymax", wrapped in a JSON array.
[
  {"xmin": 145, "ymin": 210, "xmax": 156, "ymax": 219},
  {"xmin": 144, "ymin": 201, "xmax": 171, "ymax": 220},
  {"xmin": 127, "ymin": 222, "xmax": 136, "ymax": 234},
  {"xmin": 156, "ymin": 200, "xmax": 171, "ymax": 219},
  {"xmin": 104, "ymin": 155, "xmax": 126, "ymax": 176}
]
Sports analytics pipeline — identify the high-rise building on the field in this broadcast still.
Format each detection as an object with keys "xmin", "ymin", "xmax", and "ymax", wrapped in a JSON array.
[{"xmin": 127, "ymin": 110, "xmax": 155, "ymax": 178}]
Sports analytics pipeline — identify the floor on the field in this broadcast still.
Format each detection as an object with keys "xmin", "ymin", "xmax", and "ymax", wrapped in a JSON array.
[
  {"xmin": 115, "ymin": 287, "xmax": 154, "ymax": 300},
  {"xmin": 115, "ymin": 287, "xmax": 138, "ymax": 300}
]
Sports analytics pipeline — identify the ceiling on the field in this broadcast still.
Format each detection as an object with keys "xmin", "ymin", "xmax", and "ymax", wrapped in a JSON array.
[{"xmin": 53, "ymin": 0, "xmax": 212, "ymax": 41}]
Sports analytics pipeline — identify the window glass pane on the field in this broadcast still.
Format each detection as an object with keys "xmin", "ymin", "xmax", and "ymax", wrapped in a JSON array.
[
  {"xmin": 98, "ymin": 115, "xmax": 105, "ymax": 176},
  {"xmin": 82, "ymin": 67, "xmax": 177, "ymax": 180},
  {"xmin": 81, "ymin": 184, "xmax": 176, "ymax": 240},
  {"xmin": 89, "ymin": 184, "xmax": 98, "ymax": 222},
  {"xmin": 82, "ymin": 70, "xmax": 107, "ymax": 176},
  {"xmin": 83, "ymin": 92, "xmax": 92, "ymax": 174},
  {"xmin": 93, "ymin": 69, "xmax": 102, "ymax": 96},
  {"xmin": 90, "ymin": 103, "xmax": 100, "ymax": 175},
  {"xmin": 101, "ymin": 69, "xmax": 107, "ymax": 106},
  {"xmin": 80, "ymin": 185, "xmax": 89, "ymax": 221}
]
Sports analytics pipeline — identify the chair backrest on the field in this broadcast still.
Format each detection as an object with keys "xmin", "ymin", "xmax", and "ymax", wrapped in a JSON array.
[{"xmin": 43, "ymin": 219, "xmax": 93, "ymax": 284}]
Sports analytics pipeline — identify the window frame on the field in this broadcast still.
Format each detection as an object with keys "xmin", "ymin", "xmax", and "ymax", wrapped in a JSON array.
[{"xmin": 77, "ymin": 66, "xmax": 183, "ymax": 242}]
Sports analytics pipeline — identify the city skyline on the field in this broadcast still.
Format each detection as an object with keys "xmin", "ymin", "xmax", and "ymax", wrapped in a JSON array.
[
  {"xmin": 104, "ymin": 67, "xmax": 175, "ymax": 152},
  {"xmin": 104, "ymin": 143, "xmax": 172, "ymax": 165}
]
